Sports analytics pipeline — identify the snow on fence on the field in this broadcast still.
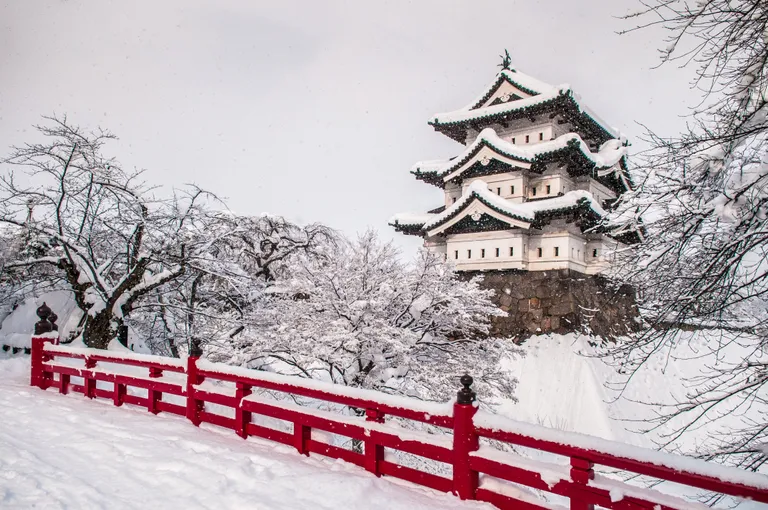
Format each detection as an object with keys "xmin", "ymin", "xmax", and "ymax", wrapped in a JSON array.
[{"xmin": 29, "ymin": 336, "xmax": 768, "ymax": 510}]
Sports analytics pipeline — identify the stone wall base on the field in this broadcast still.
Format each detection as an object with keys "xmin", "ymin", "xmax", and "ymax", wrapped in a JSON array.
[{"xmin": 463, "ymin": 269, "xmax": 639, "ymax": 339}]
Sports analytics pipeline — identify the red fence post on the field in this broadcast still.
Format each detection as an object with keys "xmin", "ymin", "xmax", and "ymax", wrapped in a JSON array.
[
  {"xmin": 293, "ymin": 423, "xmax": 311, "ymax": 456},
  {"xmin": 114, "ymin": 381, "xmax": 126, "ymax": 407},
  {"xmin": 186, "ymin": 355, "xmax": 203, "ymax": 426},
  {"xmin": 365, "ymin": 408, "xmax": 385, "ymax": 476},
  {"xmin": 235, "ymin": 381, "xmax": 252, "ymax": 439},
  {"xmin": 570, "ymin": 457, "xmax": 595, "ymax": 510},
  {"xmin": 148, "ymin": 367, "xmax": 162, "ymax": 414},
  {"xmin": 453, "ymin": 374, "xmax": 479, "ymax": 500},
  {"xmin": 30, "ymin": 336, "xmax": 47, "ymax": 389},
  {"xmin": 84, "ymin": 357, "xmax": 97, "ymax": 398}
]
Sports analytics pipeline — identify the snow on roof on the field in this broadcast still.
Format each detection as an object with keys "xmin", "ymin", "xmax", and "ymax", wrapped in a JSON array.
[
  {"xmin": 432, "ymin": 89, "xmax": 566, "ymax": 125},
  {"xmin": 411, "ymin": 128, "xmax": 627, "ymax": 180},
  {"xmin": 422, "ymin": 180, "xmax": 535, "ymax": 231},
  {"xmin": 526, "ymin": 189, "xmax": 607, "ymax": 216},
  {"xmin": 391, "ymin": 182, "xmax": 606, "ymax": 231},
  {"xmin": 430, "ymin": 68, "xmax": 621, "ymax": 140},
  {"xmin": 388, "ymin": 212, "xmax": 438, "ymax": 226},
  {"xmin": 463, "ymin": 69, "xmax": 560, "ymax": 110}
]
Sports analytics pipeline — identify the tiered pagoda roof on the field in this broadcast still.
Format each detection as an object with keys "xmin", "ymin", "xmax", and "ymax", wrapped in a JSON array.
[
  {"xmin": 429, "ymin": 69, "xmax": 619, "ymax": 146},
  {"xmin": 391, "ymin": 181, "xmax": 607, "ymax": 237},
  {"xmin": 391, "ymin": 64, "xmax": 640, "ymax": 246},
  {"xmin": 411, "ymin": 128, "xmax": 631, "ymax": 193}
]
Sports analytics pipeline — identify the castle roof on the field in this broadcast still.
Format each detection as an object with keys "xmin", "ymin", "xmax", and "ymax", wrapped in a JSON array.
[
  {"xmin": 428, "ymin": 68, "xmax": 620, "ymax": 144},
  {"xmin": 390, "ymin": 181, "xmax": 607, "ymax": 236},
  {"xmin": 411, "ymin": 128, "xmax": 629, "ymax": 190}
]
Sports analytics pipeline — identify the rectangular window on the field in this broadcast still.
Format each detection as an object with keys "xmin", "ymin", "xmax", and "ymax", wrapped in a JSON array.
[
  {"xmin": 593, "ymin": 249, "xmax": 599, "ymax": 258},
  {"xmin": 510, "ymin": 185, "xmax": 515, "ymax": 195},
  {"xmin": 525, "ymin": 135, "xmax": 530, "ymax": 143},
  {"xmin": 539, "ymin": 132, "xmax": 544, "ymax": 141},
  {"xmin": 496, "ymin": 187, "xmax": 501, "ymax": 195},
  {"xmin": 509, "ymin": 247, "xmax": 514, "ymax": 256},
  {"xmin": 511, "ymin": 137, "xmax": 516, "ymax": 144},
  {"xmin": 495, "ymin": 247, "xmax": 500, "ymax": 257},
  {"xmin": 537, "ymin": 247, "xmax": 543, "ymax": 257},
  {"xmin": 454, "ymin": 250, "xmax": 459, "ymax": 259},
  {"xmin": 554, "ymin": 247, "xmax": 559, "ymax": 257},
  {"xmin": 546, "ymin": 185, "xmax": 551, "ymax": 195},
  {"xmin": 481, "ymin": 248, "xmax": 486, "ymax": 258},
  {"xmin": 532, "ymin": 187, "xmax": 537, "ymax": 196},
  {"xmin": 467, "ymin": 249, "xmax": 472, "ymax": 259},
  {"xmin": 577, "ymin": 250, "xmax": 580, "ymax": 260},
  {"xmin": 452, "ymin": 197, "xmax": 457, "ymax": 203}
]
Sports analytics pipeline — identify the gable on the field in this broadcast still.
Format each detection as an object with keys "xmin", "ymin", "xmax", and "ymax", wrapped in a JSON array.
[
  {"xmin": 426, "ymin": 197, "xmax": 531, "ymax": 237},
  {"xmin": 443, "ymin": 144, "xmax": 531, "ymax": 184},
  {"xmin": 479, "ymin": 80, "xmax": 533, "ymax": 109}
]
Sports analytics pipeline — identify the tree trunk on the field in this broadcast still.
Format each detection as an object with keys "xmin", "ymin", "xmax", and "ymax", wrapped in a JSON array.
[{"xmin": 82, "ymin": 310, "xmax": 121, "ymax": 349}]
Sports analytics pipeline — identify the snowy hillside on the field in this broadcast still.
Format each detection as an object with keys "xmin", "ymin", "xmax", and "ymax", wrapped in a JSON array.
[{"xmin": 0, "ymin": 355, "xmax": 488, "ymax": 510}]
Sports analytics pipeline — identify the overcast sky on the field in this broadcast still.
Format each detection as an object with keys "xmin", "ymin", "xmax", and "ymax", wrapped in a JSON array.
[{"xmin": 1, "ymin": 0, "xmax": 696, "ymax": 257}]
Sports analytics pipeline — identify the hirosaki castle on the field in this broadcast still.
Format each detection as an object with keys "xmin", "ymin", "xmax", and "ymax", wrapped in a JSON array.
[{"xmin": 391, "ymin": 64, "xmax": 633, "ymax": 275}]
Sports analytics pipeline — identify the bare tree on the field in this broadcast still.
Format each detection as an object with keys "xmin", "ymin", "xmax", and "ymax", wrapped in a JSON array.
[
  {"xmin": 0, "ymin": 116, "xmax": 214, "ymax": 348},
  {"xmin": 605, "ymin": 0, "xmax": 768, "ymax": 474}
]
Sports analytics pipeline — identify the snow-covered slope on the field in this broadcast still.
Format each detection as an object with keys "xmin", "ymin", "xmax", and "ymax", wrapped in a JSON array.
[
  {"xmin": 0, "ymin": 355, "xmax": 488, "ymax": 510},
  {"xmin": 501, "ymin": 331, "xmax": 768, "ymax": 464},
  {"xmin": 499, "ymin": 333, "xmax": 640, "ymax": 445}
]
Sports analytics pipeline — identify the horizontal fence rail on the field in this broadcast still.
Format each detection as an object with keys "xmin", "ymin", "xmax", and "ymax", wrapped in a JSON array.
[{"xmin": 29, "ymin": 337, "xmax": 768, "ymax": 510}]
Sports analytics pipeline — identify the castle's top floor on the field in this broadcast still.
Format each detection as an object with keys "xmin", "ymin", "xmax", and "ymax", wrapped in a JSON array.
[{"xmin": 428, "ymin": 68, "xmax": 622, "ymax": 151}]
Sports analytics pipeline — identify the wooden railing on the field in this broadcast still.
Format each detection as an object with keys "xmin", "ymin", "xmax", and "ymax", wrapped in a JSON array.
[{"xmin": 30, "ymin": 337, "xmax": 768, "ymax": 509}]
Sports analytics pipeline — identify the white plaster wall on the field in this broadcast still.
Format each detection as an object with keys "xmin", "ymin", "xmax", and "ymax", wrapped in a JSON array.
[
  {"xmin": 587, "ymin": 177, "xmax": 617, "ymax": 204},
  {"xmin": 499, "ymin": 124, "xmax": 554, "ymax": 146},
  {"xmin": 434, "ymin": 231, "xmax": 614, "ymax": 273},
  {"xmin": 444, "ymin": 183, "xmax": 462, "ymax": 207},
  {"xmin": 462, "ymin": 174, "xmax": 526, "ymax": 202},
  {"xmin": 446, "ymin": 231, "xmax": 527, "ymax": 271},
  {"xmin": 528, "ymin": 174, "xmax": 574, "ymax": 198}
]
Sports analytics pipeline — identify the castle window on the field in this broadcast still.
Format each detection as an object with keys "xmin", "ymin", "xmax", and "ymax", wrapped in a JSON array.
[
  {"xmin": 511, "ymin": 137, "xmax": 516, "ymax": 144},
  {"xmin": 532, "ymin": 187, "xmax": 537, "ymax": 196},
  {"xmin": 546, "ymin": 185, "xmax": 551, "ymax": 195},
  {"xmin": 467, "ymin": 249, "xmax": 472, "ymax": 259},
  {"xmin": 496, "ymin": 187, "xmax": 501, "ymax": 195},
  {"xmin": 539, "ymin": 132, "xmax": 544, "ymax": 141},
  {"xmin": 509, "ymin": 247, "xmax": 514, "ymax": 256},
  {"xmin": 454, "ymin": 250, "xmax": 459, "ymax": 259},
  {"xmin": 593, "ymin": 249, "xmax": 599, "ymax": 258},
  {"xmin": 577, "ymin": 249, "xmax": 580, "ymax": 260},
  {"xmin": 571, "ymin": 248, "xmax": 575, "ymax": 258},
  {"xmin": 510, "ymin": 185, "xmax": 515, "ymax": 195},
  {"xmin": 481, "ymin": 249, "xmax": 486, "ymax": 258},
  {"xmin": 554, "ymin": 247, "xmax": 560, "ymax": 257},
  {"xmin": 525, "ymin": 135, "xmax": 530, "ymax": 143},
  {"xmin": 452, "ymin": 197, "xmax": 457, "ymax": 203},
  {"xmin": 495, "ymin": 247, "xmax": 500, "ymax": 257},
  {"xmin": 537, "ymin": 247, "xmax": 543, "ymax": 257}
]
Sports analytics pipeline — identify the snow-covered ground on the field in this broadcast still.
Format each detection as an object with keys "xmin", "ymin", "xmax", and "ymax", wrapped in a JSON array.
[{"xmin": 0, "ymin": 355, "xmax": 488, "ymax": 510}]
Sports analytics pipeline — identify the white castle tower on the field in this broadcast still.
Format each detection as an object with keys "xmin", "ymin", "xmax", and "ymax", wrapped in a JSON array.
[{"xmin": 391, "ymin": 61, "xmax": 635, "ymax": 274}]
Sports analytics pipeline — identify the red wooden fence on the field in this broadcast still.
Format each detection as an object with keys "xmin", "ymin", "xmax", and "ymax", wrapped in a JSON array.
[{"xmin": 29, "ymin": 337, "xmax": 768, "ymax": 509}]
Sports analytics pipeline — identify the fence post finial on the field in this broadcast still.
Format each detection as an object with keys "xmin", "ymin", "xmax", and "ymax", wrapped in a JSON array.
[
  {"xmin": 457, "ymin": 374, "xmax": 475, "ymax": 405},
  {"xmin": 34, "ymin": 302, "xmax": 54, "ymax": 335}
]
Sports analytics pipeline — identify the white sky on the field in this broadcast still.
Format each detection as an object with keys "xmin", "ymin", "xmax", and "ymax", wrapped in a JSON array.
[{"xmin": 1, "ymin": 0, "xmax": 695, "ymax": 258}]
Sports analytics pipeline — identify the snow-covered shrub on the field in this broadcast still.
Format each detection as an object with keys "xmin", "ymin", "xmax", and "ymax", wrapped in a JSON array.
[{"xmin": 213, "ymin": 230, "xmax": 519, "ymax": 406}]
